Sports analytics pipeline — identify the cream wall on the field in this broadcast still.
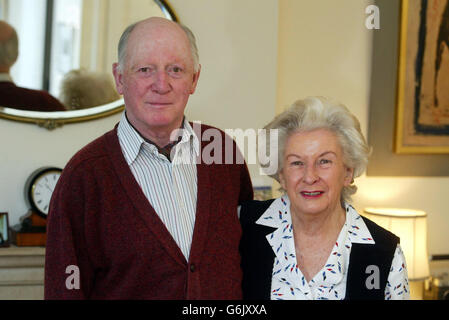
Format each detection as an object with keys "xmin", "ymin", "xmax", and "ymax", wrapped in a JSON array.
[
  {"xmin": 0, "ymin": 0, "xmax": 277, "ymax": 226},
  {"xmin": 80, "ymin": 0, "xmax": 166, "ymax": 73},
  {"xmin": 276, "ymin": 0, "xmax": 449, "ymax": 255}
]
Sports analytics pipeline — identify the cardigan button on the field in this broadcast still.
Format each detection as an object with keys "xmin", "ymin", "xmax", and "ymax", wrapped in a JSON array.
[{"xmin": 190, "ymin": 264, "xmax": 196, "ymax": 272}]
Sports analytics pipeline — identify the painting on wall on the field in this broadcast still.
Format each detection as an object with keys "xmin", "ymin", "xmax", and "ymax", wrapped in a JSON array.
[
  {"xmin": 395, "ymin": 0, "xmax": 449, "ymax": 153},
  {"xmin": 253, "ymin": 186, "xmax": 273, "ymax": 201}
]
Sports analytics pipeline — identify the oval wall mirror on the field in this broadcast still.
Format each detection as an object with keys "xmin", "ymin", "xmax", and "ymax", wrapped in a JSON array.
[{"xmin": 0, "ymin": 0, "xmax": 177, "ymax": 129}]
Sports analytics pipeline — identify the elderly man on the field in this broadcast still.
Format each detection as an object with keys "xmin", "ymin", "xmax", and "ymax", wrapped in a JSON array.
[
  {"xmin": 0, "ymin": 20, "xmax": 65, "ymax": 111},
  {"xmin": 44, "ymin": 17, "xmax": 253, "ymax": 299}
]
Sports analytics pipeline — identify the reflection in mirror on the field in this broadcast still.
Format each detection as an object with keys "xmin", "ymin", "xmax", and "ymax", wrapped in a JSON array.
[
  {"xmin": 0, "ymin": 0, "xmax": 177, "ymax": 128},
  {"xmin": 48, "ymin": 0, "xmax": 82, "ymax": 99},
  {"xmin": 59, "ymin": 68, "xmax": 120, "ymax": 110}
]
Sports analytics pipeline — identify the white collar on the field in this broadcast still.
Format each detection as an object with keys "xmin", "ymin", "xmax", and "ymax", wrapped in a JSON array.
[
  {"xmin": 255, "ymin": 195, "xmax": 375, "ymax": 245},
  {"xmin": 117, "ymin": 111, "xmax": 200, "ymax": 165}
]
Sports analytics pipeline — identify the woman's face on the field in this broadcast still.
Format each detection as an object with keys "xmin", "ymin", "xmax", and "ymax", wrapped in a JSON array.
[{"xmin": 279, "ymin": 129, "xmax": 354, "ymax": 217}]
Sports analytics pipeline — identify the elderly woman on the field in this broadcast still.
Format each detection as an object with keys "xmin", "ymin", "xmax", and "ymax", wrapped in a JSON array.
[{"xmin": 240, "ymin": 97, "xmax": 409, "ymax": 300}]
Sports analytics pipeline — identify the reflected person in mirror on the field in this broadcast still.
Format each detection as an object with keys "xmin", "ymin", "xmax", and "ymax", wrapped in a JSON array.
[
  {"xmin": 0, "ymin": 20, "xmax": 66, "ymax": 112},
  {"xmin": 45, "ymin": 17, "xmax": 253, "ymax": 299},
  {"xmin": 239, "ymin": 97, "xmax": 409, "ymax": 300},
  {"xmin": 59, "ymin": 68, "xmax": 120, "ymax": 110}
]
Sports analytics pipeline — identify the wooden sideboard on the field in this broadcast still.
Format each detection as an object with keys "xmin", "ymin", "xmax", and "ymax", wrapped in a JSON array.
[{"xmin": 0, "ymin": 245, "xmax": 45, "ymax": 300}]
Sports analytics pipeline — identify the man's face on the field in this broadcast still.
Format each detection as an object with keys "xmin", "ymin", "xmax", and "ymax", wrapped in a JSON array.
[{"xmin": 113, "ymin": 19, "xmax": 200, "ymax": 137}]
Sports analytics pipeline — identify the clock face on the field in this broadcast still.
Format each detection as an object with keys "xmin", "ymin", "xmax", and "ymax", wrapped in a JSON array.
[{"xmin": 30, "ymin": 169, "xmax": 61, "ymax": 215}]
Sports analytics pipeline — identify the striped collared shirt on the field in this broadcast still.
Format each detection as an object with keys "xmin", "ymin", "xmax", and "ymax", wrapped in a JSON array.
[{"xmin": 117, "ymin": 112, "xmax": 200, "ymax": 260}]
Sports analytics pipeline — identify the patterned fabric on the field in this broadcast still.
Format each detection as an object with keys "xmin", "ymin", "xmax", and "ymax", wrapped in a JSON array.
[
  {"xmin": 118, "ymin": 112, "xmax": 200, "ymax": 260},
  {"xmin": 255, "ymin": 196, "xmax": 410, "ymax": 300}
]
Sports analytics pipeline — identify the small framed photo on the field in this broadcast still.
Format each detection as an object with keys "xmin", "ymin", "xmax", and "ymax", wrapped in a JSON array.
[
  {"xmin": 253, "ymin": 186, "xmax": 273, "ymax": 201},
  {"xmin": 0, "ymin": 212, "xmax": 10, "ymax": 247}
]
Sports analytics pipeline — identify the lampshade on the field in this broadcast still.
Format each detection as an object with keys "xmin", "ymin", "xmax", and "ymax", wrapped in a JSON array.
[{"xmin": 363, "ymin": 208, "xmax": 430, "ymax": 281}]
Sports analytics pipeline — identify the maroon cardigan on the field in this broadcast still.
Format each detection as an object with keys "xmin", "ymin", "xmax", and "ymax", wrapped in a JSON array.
[
  {"xmin": 44, "ymin": 123, "xmax": 253, "ymax": 299},
  {"xmin": 0, "ymin": 81, "xmax": 66, "ymax": 111}
]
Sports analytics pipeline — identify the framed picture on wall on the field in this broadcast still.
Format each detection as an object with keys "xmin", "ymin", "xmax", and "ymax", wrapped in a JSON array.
[
  {"xmin": 0, "ymin": 212, "xmax": 10, "ymax": 247},
  {"xmin": 253, "ymin": 186, "xmax": 273, "ymax": 201},
  {"xmin": 395, "ymin": 0, "xmax": 449, "ymax": 153}
]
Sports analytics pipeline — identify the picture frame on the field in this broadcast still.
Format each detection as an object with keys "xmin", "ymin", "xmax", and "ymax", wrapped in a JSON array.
[
  {"xmin": 395, "ymin": 0, "xmax": 449, "ymax": 154},
  {"xmin": 367, "ymin": 0, "xmax": 449, "ymax": 176},
  {"xmin": 0, "ymin": 212, "xmax": 10, "ymax": 247},
  {"xmin": 253, "ymin": 186, "xmax": 273, "ymax": 201}
]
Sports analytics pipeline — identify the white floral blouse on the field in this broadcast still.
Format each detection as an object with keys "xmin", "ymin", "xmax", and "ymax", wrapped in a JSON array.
[{"xmin": 255, "ymin": 196, "xmax": 410, "ymax": 300}]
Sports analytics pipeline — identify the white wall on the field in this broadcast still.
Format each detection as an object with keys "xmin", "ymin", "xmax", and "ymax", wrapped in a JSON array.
[{"xmin": 0, "ymin": 0, "xmax": 277, "ymax": 226}]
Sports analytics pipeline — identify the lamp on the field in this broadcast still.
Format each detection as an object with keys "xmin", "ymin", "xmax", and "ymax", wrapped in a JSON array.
[{"xmin": 363, "ymin": 207, "xmax": 430, "ymax": 299}]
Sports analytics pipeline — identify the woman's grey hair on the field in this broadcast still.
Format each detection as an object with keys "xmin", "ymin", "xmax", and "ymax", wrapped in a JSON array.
[
  {"xmin": 261, "ymin": 96, "xmax": 371, "ymax": 204},
  {"xmin": 0, "ymin": 26, "xmax": 18, "ymax": 68},
  {"xmin": 117, "ymin": 19, "xmax": 199, "ymax": 72}
]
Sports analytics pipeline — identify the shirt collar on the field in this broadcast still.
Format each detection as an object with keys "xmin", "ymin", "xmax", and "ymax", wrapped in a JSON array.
[
  {"xmin": 117, "ymin": 111, "xmax": 199, "ymax": 165},
  {"xmin": 255, "ymin": 196, "xmax": 290, "ymax": 229},
  {"xmin": 178, "ymin": 119, "xmax": 200, "ymax": 156},
  {"xmin": 117, "ymin": 112, "xmax": 146, "ymax": 165},
  {"xmin": 256, "ymin": 195, "xmax": 375, "ymax": 245},
  {"xmin": 344, "ymin": 203, "xmax": 375, "ymax": 245}
]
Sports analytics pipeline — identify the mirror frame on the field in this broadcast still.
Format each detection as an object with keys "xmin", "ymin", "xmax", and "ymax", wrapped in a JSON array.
[
  {"xmin": 0, "ymin": 99, "xmax": 125, "ymax": 130},
  {"xmin": 0, "ymin": 0, "xmax": 178, "ymax": 130}
]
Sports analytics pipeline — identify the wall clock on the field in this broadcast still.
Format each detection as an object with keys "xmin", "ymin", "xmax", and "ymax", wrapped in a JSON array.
[{"xmin": 24, "ymin": 166, "xmax": 62, "ymax": 218}]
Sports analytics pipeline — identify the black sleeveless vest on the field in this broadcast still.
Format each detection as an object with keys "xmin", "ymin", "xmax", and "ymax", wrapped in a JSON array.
[{"xmin": 239, "ymin": 200, "xmax": 399, "ymax": 300}]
